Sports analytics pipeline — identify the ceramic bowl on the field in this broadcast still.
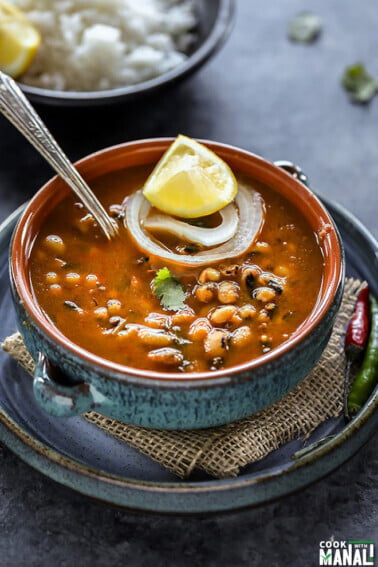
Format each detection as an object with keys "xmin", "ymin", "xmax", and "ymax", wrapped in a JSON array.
[
  {"xmin": 18, "ymin": 0, "xmax": 235, "ymax": 107},
  {"xmin": 10, "ymin": 139, "xmax": 345, "ymax": 429}
]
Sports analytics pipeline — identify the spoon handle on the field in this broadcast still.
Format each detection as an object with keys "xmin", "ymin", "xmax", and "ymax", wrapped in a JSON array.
[{"xmin": 0, "ymin": 72, "xmax": 117, "ymax": 240}]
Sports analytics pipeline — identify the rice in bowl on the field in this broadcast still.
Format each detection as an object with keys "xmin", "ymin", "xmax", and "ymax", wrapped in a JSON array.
[{"xmin": 10, "ymin": 0, "xmax": 197, "ymax": 91}]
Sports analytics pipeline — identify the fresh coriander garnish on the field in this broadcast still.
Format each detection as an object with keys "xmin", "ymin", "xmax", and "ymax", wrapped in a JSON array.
[
  {"xmin": 288, "ymin": 12, "xmax": 322, "ymax": 43},
  {"xmin": 342, "ymin": 63, "xmax": 378, "ymax": 104},
  {"xmin": 152, "ymin": 267, "xmax": 186, "ymax": 311}
]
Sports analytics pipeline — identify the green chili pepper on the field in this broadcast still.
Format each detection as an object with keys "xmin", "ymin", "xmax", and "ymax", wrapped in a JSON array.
[{"xmin": 347, "ymin": 295, "xmax": 378, "ymax": 417}]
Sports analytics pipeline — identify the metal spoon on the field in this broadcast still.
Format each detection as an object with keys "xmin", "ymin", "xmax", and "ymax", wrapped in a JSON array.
[{"xmin": 0, "ymin": 72, "xmax": 118, "ymax": 240}]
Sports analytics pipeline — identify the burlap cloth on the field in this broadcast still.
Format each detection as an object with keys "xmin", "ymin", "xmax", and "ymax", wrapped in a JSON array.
[{"xmin": 2, "ymin": 278, "xmax": 364, "ymax": 479}]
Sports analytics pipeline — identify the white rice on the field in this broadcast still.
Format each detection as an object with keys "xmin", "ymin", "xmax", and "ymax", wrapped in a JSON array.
[{"xmin": 10, "ymin": 0, "xmax": 196, "ymax": 91}]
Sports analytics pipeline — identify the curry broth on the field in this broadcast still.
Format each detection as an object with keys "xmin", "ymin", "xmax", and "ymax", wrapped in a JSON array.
[{"xmin": 29, "ymin": 165, "xmax": 324, "ymax": 373}]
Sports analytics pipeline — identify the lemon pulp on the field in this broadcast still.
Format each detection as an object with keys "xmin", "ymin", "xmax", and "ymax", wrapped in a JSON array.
[
  {"xmin": 0, "ymin": 0, "xmax": 41, "ymax": 78},
  {"xmin": 143, "ymin": 135, "xmax": 238, "ymax": 218}
]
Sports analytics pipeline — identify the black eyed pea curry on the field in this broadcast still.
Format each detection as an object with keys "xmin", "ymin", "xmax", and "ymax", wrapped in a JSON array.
[{"xmin": 29, "ymin": 162, "xmax": 324, "ymax": 374}]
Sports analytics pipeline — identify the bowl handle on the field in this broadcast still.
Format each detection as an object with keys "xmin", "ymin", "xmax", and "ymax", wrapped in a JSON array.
[
  {"xmin": 274, "ymin": 160, "xmax": 309, "ymax": 186},
  {"xmin": 33, "ymin": 352, "xmax": 97, "ymax": 417}
]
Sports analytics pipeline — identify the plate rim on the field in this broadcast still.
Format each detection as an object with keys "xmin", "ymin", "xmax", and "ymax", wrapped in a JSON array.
[{"xmin": 0, "ymin": 199, "xmax": 377, "ymax": 514}]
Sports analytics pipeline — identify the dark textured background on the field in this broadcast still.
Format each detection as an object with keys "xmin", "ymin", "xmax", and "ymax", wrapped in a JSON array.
[{"xmin": 0, "ymin": 1, "xmax": 377, "ymax": 565}]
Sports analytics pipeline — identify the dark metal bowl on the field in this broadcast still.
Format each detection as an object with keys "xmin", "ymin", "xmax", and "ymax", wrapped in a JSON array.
[{"xmin": 18, "ymin": 0, "xmax": 235, "ymax": 107}]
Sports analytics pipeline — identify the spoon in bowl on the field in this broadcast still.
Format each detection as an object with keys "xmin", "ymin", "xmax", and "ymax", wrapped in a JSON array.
[{"xmin": 0, "ymin": 71, "xmax": 118, "ymax": 240}]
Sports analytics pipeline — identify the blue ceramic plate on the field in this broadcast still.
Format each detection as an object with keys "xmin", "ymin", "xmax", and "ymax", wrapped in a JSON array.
[{"xmin": 0, "ymin": 198, "xmax": 377, "ymax": 514}]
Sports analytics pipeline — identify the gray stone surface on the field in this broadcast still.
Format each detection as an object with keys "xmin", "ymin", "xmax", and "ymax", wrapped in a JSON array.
[{"xmin": 0, "ymin": 1, "xmax": 377, "ymax": 565}]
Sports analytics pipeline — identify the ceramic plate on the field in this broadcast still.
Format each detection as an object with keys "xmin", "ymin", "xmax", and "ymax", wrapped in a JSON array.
[{"xmin": 0, "ymin": 198, "xmax": 377, "ymax": 514}]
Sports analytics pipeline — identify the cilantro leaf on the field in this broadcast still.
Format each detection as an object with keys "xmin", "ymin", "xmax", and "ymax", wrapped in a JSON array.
[
  {"xmin": 152, "ymin": 267, "xmax": 186, "ymax": 311},
  {"xmin": 342, "ymin": 63, "xmax": 378, "ymax": 104},
  {"xmin": 288, "ymin": 12, "xmax": 322, "ymax": 43}
]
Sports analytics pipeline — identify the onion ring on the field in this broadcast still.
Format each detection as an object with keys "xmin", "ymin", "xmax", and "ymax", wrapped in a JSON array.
[
  {"xmin": 125, "ymin": 185, "xmax": 265, "ymax": 266},
  {"xmin": 143, "ymin": 202, "xmax": 239, "ymax": 246}
]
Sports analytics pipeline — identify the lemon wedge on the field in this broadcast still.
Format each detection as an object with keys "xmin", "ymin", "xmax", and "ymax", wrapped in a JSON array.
[
  {"xmin": 143, "ymin": 135, "xmax": 238, "ymax": 218},
  {"xmin": 0, "ymin": 1, "xmax": 41, "ymax": 78}
]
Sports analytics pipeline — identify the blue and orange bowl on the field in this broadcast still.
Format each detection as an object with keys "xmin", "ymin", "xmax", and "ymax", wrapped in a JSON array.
[{"xmin": 9, "ymin": 138, "xmax": 344, "ymax": 429}]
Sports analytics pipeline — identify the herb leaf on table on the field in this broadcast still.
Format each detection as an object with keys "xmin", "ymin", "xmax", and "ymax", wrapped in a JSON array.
[
  {"xmin": 288, "ymin": 12, "xmax": 322, "ymax": 43},
  {"xmin": 342, "ymin": 63, "xmax": 378, "ymax": 104}
]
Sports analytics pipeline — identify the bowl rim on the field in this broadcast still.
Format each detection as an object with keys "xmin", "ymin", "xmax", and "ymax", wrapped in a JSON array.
[
  {"xmin": 18, "ymin": 0, "xmax": 236, "ymax": 105},
  {"xmin": 11, "ymin": 137, "xmax": 345, "ymax": 384}
]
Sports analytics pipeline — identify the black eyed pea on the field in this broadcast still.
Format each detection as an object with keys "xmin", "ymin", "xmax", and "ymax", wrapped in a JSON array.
[
  {"xmin": 239, "ymin": 304, "xmax": 257, "ymax": 320},
  {"xmin": 49, "ymin": 284, "xmax": 62, "ymax": 295},
  {"xmin": 230, "ymin": 326, "xmax": 253, "ymax": 348},
  {"xmin": 105, "ymin": 317, "xmax": 128, "ymax": 335},
  {"xmin": 116, "ymin": 324, "xmax": 139, "ymax": 340},
  {"xmin": 198, "ymin": 267, "xmax": 221, "ymax": 283},
  {"xmin": 77, "ymin": 214, "xmax": 96, "ymax": 234},
  {"xmin": 147, "ymin": 347, "xmax": 184, "ymax": 367},
  {"xmin": 84, "ymin": 274, "xmax": 98, "ymax": 289},
  {"xmin": 258, "ymin": 272, "xmax": 284, "ymax": 292},
  {"xmin": 204, "ymin": 329, "xmax": 230, "ymax": 357},
  {"xmin": 137, "ymin": 327, "xmax": 174, "ymax": 347},
  {"xmin": 209, "ymin": 305, "xmax": 238, "ymax": 325},
  {"xmin": 217, "ymin": 281, "xmax": 240, "ymax": 304},
  {"xmin": 144, "ymin": 312, "xmax": 171, "ymax": 329},
  {"xmin": 195, "ymin": 284, "xmax": 216, "ymax": 303},
  {"xmin": 257, "ymin": 272, "xmax": 271, "ymax": 286},
  {"xmin": 220, "ymin": 264, "xmax": 240, "ymax": 277},
  {"xmin": 188, "ymin": 318, "xmax": 212, "ymax": 341},
  {"xmin": 171, "ymin": 307, "xmax": 196, "ymax": 326},
  {"xmin": 241, "ymin": 265, "xmax": 260, "ymax": 291},
  {"xmin": 65, "ymin": 272, "xmax": 81, "ymax": 286},
  {"xmin": 267, "ymin": 279, "xmax": 284, "ymax": 295},
  {"xmin": 109, "ymin": 316, "xmax": 123, "ymax": 327},
  {"xmin": 253, "ymin": 287, "xmax": 276, "ymax": 303},
  {"xmin": 107, "ymin": 299, "xmax": 122, "ymax": 316},
  {"xmin": 43, "ymin": 234, "xmax": 65, "ymax": 255},
  {"xmin": 45, "ymin": 272, "xmax": 58, "ymax": 284},
  {"xmin": 230, "ymin": 313, "xmax": 243, "ymax": 326},
  {"xmin": 257, "ymin": 309, "xmax": 271, "ymax": 323},
  {"xmin": 210, "ymin": 356, "xmax": 224, "ymax": 370},
  {"xmin": 108, "ymin": 204, "xmax": 123, "ymax": 218},
  {"xmin": 93, "ymin": 307, "xmax": 108, "ymax": 321}
]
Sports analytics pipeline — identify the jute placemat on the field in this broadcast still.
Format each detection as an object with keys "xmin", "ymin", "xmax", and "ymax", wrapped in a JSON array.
[{"xmin": 2, "ymin": 278, "xmax": 363, "ymax": 479}]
